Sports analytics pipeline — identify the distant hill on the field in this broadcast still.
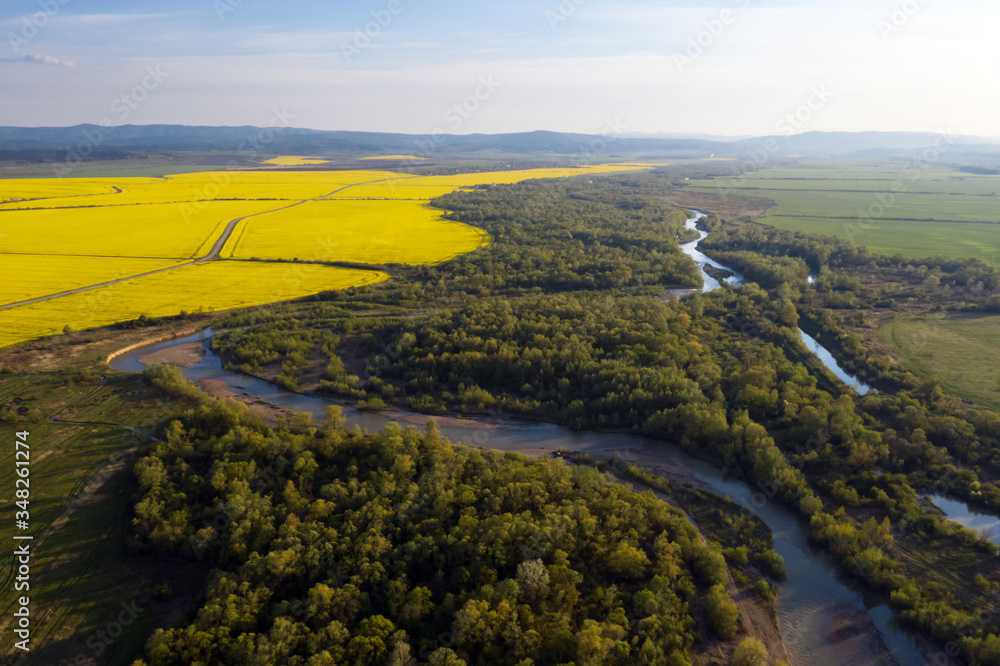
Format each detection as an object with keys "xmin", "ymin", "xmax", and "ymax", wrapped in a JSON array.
[
  {"xmin": 2, "ymin": 125, "xmax": 1000, "ymax": 162},
  {"xmin": 0, "ymin": 125, "xmax": 718, "ymax": 158}
]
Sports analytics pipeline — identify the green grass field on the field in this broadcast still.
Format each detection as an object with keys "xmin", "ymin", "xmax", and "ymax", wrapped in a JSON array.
[
  {"xmin": 883, "ymin": 313, "xmax": 1000, "ymax": 410},
  {"xmin": 765, "ymin": 217, "xmax": 1000, "ymax": 262},
  {"xmin": 0, "ymin": 326, "xmax": 210, "ymax": 665},
  {"xmin": 685, "ymin": 162, "xmax": 1000, "ymax": 261}
]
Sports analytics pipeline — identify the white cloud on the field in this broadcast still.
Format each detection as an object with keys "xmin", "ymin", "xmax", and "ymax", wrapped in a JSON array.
[{"xmin": 0, "ymin": 54, "xmax": 75, "ymax": 68}]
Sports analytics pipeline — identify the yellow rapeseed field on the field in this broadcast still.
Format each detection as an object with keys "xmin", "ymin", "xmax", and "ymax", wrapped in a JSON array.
[
  {"xmin": 0, "ymin": 177, "xmax": 162, "ymax": 210},
  {"xmin": 0, "ymin": 202, "xmax": 276, "ymax": 258},
  {"xmin": 0, "ymin": 256, "xmax": 185, "ymax": 306},
  {"xmin": 0, "ymin": 179, "xmax": 120, "ymax": 204},
  {"xmin": 231, "ymin": 165, "xmax": 653, "ymax": 264},
  {"xmin": 324, "ymin": 165, "xmax": 654, "ymax": 200},
  {"xmin": 0, "ymin": 262, "xmax": 386, "ymax": 349},
  {"xmin": 262, "ymin": 156, "xmax": 332, "ymax": 166},
  {"xmin": 0, "ymin": 162, "xmax": 653, "ymax": 349},
  {"xmin": 359, "ymin": 155, "xmax": 428, "ymax": 161},
  {"xmin": 223, "ymin": 200, "xmax": 489, "ymax": 265},
  {"xmin": 0, "ymin": 171, "xmax": 406, "ymax": 210}
]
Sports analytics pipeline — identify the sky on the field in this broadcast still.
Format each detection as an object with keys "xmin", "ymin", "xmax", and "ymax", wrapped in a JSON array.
[{"xmin": 1, "ymin": 0, "xmax": 997, "ymax": 136}]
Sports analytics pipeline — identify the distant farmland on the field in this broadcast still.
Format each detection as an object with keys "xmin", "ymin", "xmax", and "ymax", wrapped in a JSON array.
[{"xmin": 683, "ymin": 162, "xmax": 1000, "ymax": 261}]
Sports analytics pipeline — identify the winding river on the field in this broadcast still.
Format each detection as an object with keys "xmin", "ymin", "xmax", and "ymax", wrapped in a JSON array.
[
  {"xmin": 109, "ymin": 211, "xmax": 923, "ymax": 665},
  {"xmin": 673, "ymin": 212, "xmax": 871, "ymax": 396}
]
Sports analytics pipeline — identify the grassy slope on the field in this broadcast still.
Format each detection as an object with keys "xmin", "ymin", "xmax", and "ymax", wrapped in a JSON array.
[{"xmin": 0, "ymin": 323, "xmax": 212, "ymax": 665}]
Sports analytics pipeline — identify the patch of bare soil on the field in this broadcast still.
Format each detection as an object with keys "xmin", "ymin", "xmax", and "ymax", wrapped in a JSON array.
[
  {"xmin": 201, "ymin": 375, "xmax": 505, "ymax": 433},
  {"xmin": 375, "ymin": 407, "xmax": 502, "ymax": 431},
  {"xmin": 198, "ymin": 379, "xmax": 305, "ymax": 426},
  {"xmin": 598, "ymin": 447, "xmax": 707, "ymax": 490},
  {"xmin": 825, "ymin": 602, "xmax": 888, "ymax": 666},
  {"xmin": 138, "ymin": 342, "xmax": 205, "ymax": 367}
]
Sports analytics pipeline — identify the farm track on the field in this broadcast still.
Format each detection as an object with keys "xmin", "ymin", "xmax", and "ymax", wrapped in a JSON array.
[{"xmin": 0, "ymin": 177, "xmax": 404, "ymax": 313}]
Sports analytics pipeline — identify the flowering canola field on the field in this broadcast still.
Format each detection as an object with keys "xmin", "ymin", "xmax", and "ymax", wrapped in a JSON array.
[
  {"xmin": 1, "ymin": 202, "xmax": 273, "ymax": 258},
  {"xmin": 0, "ymin": 262, "xmax": 386, "ymax": 349},
  {"xmin": 0, "ymin": 171, "xmax": 403, "ymax": 210},
  {"xmin": 0, "ymin": 162, "xmax": 651, "ymax": 348},
  {"xmin": 262, "ymin": 156, "xmax": 331, "ymax": 166},
  {"xmin": 0, "ymin": 256, "xmax": 186, "ymax": 306},
  {"xmin": 223, "ymin": 201, "xmax": 489, "ymax": 265}
]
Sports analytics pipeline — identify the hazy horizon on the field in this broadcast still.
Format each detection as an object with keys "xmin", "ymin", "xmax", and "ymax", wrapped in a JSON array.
[{"xmin": 4, "ymin": 125, "xmax": 999, "ymax": 143}]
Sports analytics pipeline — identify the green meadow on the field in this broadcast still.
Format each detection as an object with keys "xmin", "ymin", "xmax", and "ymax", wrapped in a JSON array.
[
  {"xmin": 685, "ymin": 162, "xmax": 1000, "ymax": 260},
  {"xmin": 883, "ymin": 313, "xmax": 1000, "ymax": 410}
]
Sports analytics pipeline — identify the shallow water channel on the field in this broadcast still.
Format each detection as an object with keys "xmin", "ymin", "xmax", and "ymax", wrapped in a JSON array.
[
  {"xmin": 109, "ymin": 210, "xmax": 926, "ymax": 664},
  {"xmin": 929, "ymin": 495, "xmax": 1000, "ymax": 546},
  {"xmin": 672, "ymin": 212, "xmax": 871, "ymax": 396}
]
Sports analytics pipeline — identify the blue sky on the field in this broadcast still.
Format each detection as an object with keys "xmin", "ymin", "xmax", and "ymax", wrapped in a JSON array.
[{"xmin": 2, "ymin": 0, "xmax": 997, "ymax": 136}]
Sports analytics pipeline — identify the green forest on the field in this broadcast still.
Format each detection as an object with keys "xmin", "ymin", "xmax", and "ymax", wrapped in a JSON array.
[
  {"xmin": 122, "ymin": 170, "xmax": 1000, "ymax": 664},
  {"xmin": 129, "ymin": 365, "xmax": 767, "ymax": 665}
]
